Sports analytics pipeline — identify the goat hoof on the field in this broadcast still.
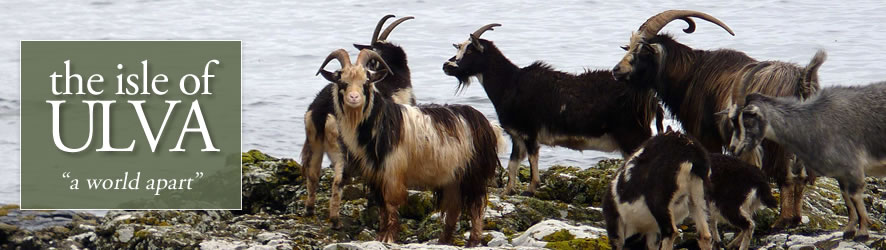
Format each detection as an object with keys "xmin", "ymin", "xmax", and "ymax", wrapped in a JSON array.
[
  {"xmin": 519, "ymin": 191, "xmax": 535, "ymax": 197},
  {"xmin": 305, "ymin": 207, "xmax": 315, "ymax": 216},
  {"xmin": 852, "ymin": 234, "xmax": 869, "ymax": 242},
  {"xmin": 330, "ymin": 217, "xmax": 341, "ymax": 229},
  {"xmin": 501, "ymin": 188, "xmax": 516, "ymax": 196},
  {"xmin": 465, "ymin": 239, "xmax": 481, "ymax": 247},
  {"xmin": 842, "ymin": 230, "xmax": 856, "ymax": 240},
  {"xmin": 772, "ymin": 217, "xmax": 800, "ymax": 230}
]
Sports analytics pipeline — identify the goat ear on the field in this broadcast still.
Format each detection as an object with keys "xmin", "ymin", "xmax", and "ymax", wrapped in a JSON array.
[
  {"xmin": 470, "ymin": 35, "xmax": 485, "ymax": 53},
  {"xmin": 744, "ymin": 105, "xmax": 760, "ymax": 116},
  {"xmin": 318, "ymin": 70, "xmax": 340, "ymax": 83},
  {"xmin": 665, "ymin": 125, "xmax": 674, "ymax": 133}
]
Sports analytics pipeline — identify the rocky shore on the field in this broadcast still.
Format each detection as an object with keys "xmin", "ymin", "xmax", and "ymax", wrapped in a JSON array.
[{"xmin": 1, "ymin": 150, "xmax": 885, "ymax": 249}]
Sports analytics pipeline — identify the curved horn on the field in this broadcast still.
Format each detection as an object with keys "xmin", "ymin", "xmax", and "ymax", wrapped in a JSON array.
[
  {"xmin": 637, "ymin": 10, "xmax": 733, "ymax": 38},
  {"xmin": 370, "ymin": 14, "xmax": 396, "ymax": 45},
  {"xmin": 356, "ymin": 49, "xmax": 393, "ymax": 76},
  {"xmin": 471, "ymin": 23, "xmax": 501, "ymax": 39},
  {"xmin": 378, "ymin": 16, "xmax": 414, "ymax": 41},
  {"xmin": 316, "ymin": 49, "xmax": 351, "ymax": 76}
]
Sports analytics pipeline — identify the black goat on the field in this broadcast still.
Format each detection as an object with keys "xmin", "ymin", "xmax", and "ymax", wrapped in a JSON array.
[
  {"xmin": 443, "ymin": 23, "xmax": 661, "ymax": 196},
  {"xmin": 708, "ymin": 153, "xmax": 777, "ymax": 250},
  {"xmin": 300, "ymin": 15, "xmax": 414, "ymax": 226}
]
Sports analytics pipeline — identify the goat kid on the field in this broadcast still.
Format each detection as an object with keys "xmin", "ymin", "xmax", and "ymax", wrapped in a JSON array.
[
  {"xmin": 603, "ymin": 130, "xmax": 712, "ymax": 250},
  {"xmin": 301, "ymin": 15, "xmax": 415, "ymax": 227},
  {"xmin": 728, "ymin": 83, "xmax": 886, "ymax": 241},
  {"xmin": 612, "ymin": 9, "xmax": 826, "ymax": 228},
  {"xmin": 318, "ymin": 49, "xmax": 504, "ymax": 246},
  {"xmin": 707, "ymin": 153, "xmax": 777, "ymax": 250},
  {"xmin": 443, "ymin": 23, "xmax": 661, "ymax": 196}
]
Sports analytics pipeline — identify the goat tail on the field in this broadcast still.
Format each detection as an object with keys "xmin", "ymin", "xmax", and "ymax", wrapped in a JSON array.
[
  {"xmin": 489, "ymin": 120, "xmax": 508, "ymax": 154},
  {"xmin": 801, "ymin": 50, "xmax": 827, "ymax": 98}
]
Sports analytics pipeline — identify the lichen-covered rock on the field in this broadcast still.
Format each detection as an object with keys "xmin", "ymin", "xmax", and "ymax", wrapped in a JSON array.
[
  {"xmin": 535, "ymin": 159, "xmax": 622, "ymax": 207},
  {"xmin": 2, "ymin": 151, "xmax": 885, "ymax": 249},
  {"xmin": 240, "ymin": 150, "xmax": 304, "ymax": 215},
  {"xmin": 510, "ymin": 219, "xmax": 606, "ymax": 247}
]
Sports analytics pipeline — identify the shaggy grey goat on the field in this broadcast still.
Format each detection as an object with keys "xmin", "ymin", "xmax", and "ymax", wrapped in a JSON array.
[{"xmin": 727, "ymin": 81, "xmax": 886, "ymax": 241}]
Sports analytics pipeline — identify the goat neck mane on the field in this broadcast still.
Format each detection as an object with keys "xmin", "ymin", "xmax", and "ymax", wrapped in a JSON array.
[
  {"xmin": 346, "ymin": 89, "xmax": 404, "ymax": 173},
  {"xmin": 646, "ymin": 34, "xmax": 755, "ymax": 145},
  {"xmin": 462, "ymin": 39, "xmax": 519, "ymax": 97}
]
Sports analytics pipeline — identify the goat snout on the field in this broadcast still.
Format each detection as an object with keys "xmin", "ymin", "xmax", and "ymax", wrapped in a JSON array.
[
  {"xmin": 345, "ymin": 91, "xmax": 363, "ymax": 107},
  {"xmin": 612, "ymin": 66, "xmax": 627, "ymax": 80},
  {"xmin": 443, "ymin": 61, "xmax": 458, "ymax": 75}
]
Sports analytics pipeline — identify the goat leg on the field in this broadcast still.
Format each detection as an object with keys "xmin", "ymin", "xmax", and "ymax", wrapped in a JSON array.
[
  {"xmin": 840, "ymin": 188, "xmax": 858, "ymax": 240},
  {"xmin": 523, "ymin": 142, "xmax": 541, "ymax": 196},
  {"xmin": 851, "ymin": 189, "xmax": 870, "ymax": 241},
  {"xmin": 328, "ymin": 152, "xmax": 345, "ymax": 228},
  {"xmin": 303, "ymin": 149, "xmax": 323, "ymax": 217},
  {"xmin": 439, "ymin": 185, "xmax": 461, "ymax": 245}
]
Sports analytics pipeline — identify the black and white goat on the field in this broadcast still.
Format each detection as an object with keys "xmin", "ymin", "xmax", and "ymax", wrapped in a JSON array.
[
  {"xmin": 300, "ymin": 15, "xmax": 415, "ymax": 226},
  {"xmin": 603, "ymin": 130, "xmax": 712, "ymax": 250},
  {"xmin": 727, "ymin": 82, "xmax": 886, "ymax": 241},
  {"xmin": 443, "ymin": 24, "xmax": 661, "ymax": 196},
  {"xmin": 318, "ymin": 49, "xmax": 504, "ymax": 246},
  {"xmin": 707, "ymin": 153, "xmax": 777, "ymax": 250},
  {"xmin": 612, "ymin": 10, "xmax": 826, "ymax": 228}
]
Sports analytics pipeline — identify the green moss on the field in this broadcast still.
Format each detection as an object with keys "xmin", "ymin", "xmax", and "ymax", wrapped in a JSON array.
[
  {"xmin": 541, "ymin": 229, "xmax": 575, "ymax": 242},
  {"xmin": 0, "ymin": 204, "xmax": 19, "ymax": 216},
  {"xmin": 519, "ymin": 165, "xmax": 531, "ymax": 183},
  {"xmin": 134, "ymin": 230, "xmax": 151, "ymax": 239},
  {"xmin": 242, "ymin": 150, "xmax": 273, "ymax": 164},
  {"xmin": 545, "ymin": 236, "xmax": 611, "ymax": 250},
  {"xmin": 399, "ymin": 192, "xmax": 435, "ymax": 220}
]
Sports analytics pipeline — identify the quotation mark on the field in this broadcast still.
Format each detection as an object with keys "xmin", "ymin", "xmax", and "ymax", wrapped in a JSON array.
[
  {"xmin": 194, "ymin": 172, "xmax": 204, "ymax": 179},
  {"xmin": 62, "ymin": 172, "xmax": 71, "ymax": 178}
]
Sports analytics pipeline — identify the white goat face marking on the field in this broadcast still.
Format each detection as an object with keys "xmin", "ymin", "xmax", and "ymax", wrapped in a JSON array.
[
  {"xmin": 446, "ymin": 40, "xmax": 472, "ymax": 67},
  {"xmin": 615, "ymin": 32, "xmax": 644, "ymax": 77}
]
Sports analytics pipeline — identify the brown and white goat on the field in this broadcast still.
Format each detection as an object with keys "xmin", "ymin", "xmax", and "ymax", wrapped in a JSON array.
[
  {"xmin": 317, "ymin": 49, "xmax": 504, "ymax": 246},
  {"xmin": 443, "ymin": 24, "xmax": 662, "ymax": 196},
  {"xmin": 301, "ymin": 15, "xmax": 415, "ymax": 226},
  {"xmin": 603, "ymin": 130, "xmax": 712, "ymax": 250},
  {"xmin": 612, "ymin": 10, "xmax": 826, "ymax": 228}
]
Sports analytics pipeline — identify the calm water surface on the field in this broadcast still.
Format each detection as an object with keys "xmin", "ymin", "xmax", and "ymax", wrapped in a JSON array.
[{"xmin": 1, "ymin": 0, "xmax": 885, "ymax": 204}]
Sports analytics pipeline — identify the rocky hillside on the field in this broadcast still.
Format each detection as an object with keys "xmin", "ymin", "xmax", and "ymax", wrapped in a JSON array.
[{"xmin": 1, "ymin": 150, "xmax": 884, "ymax": 249}]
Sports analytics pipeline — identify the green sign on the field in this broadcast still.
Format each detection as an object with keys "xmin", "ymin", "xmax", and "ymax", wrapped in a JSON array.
[{"xmin": 21, "ymin": 41, "xmax": 241, "ymax": 209}]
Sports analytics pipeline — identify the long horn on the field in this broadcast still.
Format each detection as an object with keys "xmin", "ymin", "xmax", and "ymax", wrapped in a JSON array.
[
  {"xmin": 356, "ymin": 49, "xmax": 393, "ymax": 76},
  {"xmin": 316, "ymin": 49, "xmax": 351, "ymax": 75},
  {"xmin": 471, "ymin": 23, "xmax": 501, "ymax": 39},
  {"xmin": 378, "ymin": 16, "xmax": 414, "ymax": 41},
  {"xmin": 370, "ymin": 14, "xmax": 396, "ymax": 45},
  {"xmin": 637, "ymin": 10, "xmax": 734, "ymax": 38}
]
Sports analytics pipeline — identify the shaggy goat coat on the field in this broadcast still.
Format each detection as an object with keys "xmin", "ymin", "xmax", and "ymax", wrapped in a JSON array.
[
  {"xmin": 730, "ymin": 82, "xmax": 886, "ymax": 240},
  {"xmin": 613, "ymin": 12, "xmax": 825, "ymax": 227}
]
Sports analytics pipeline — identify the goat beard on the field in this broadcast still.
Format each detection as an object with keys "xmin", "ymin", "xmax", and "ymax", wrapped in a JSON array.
[
  {"xmin": 454, "ymin": 75, "xmax": 473, "ymax": 94},
  {"xmin": 338, "ymin": 104, "xmax": 367, "ymax": 130}
]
